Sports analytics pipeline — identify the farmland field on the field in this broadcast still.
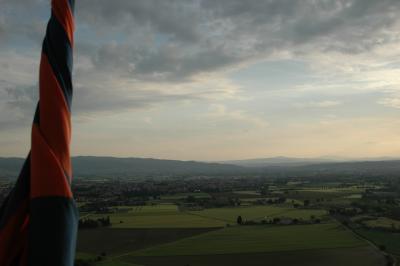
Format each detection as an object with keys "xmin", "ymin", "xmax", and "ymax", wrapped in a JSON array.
[
  {"xmin": 129, "ymin": 223, "xmax": 365, "ymax": 256},
  {"xmin": 89, "ymin": 205, "xmax": 328, "ymax": 228},
  {"xmin": 77, "ymin": 228, "xmax": 218, "ymax": 256},
  {"xmin": 161, "ymin": 192, "xmax": 211, "ymax": 200},
  {"xmin": 188, "ymin": 205, "xmax": 327, "ymax": 223},
  {"xmin": 124, "ymin": 247, "xmax": 384, "ymax": 266},
  {"xmin": 98, "ymin": 213, "xmax": 225, "ymax": 228},
  {"xmin": 355, "ymin": 229, "xmax": 400, "ymax": 255},
  {"xmin": 72, "ymin": 177, "xmax": 396, "ymax": 266},
  {"xmin": 362, "ymin": 217, "xmax": 400, "ymax": 229}
]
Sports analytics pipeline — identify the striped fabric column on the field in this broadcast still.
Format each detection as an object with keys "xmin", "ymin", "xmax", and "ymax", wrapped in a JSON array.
[{"xmin": 0, "ymin": 1, "xmax": 78, "ymax": 265}]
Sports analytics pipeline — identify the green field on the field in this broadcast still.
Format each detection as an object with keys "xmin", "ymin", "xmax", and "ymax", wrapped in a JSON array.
[
  {"xmin": 129, "ymin": 223, "xmax": 365, "ymax": 257},
  {"xmin": 74, "ymin": 185, "xmax": 391, "ymax": 266},
  {"xmin": 233, "ymin": 190, "xmax": 261, "ymax": 195},
  {"xmin": 286, "ymin": 189, "xmax": 362, "ymax": 200},
  {"xmin": 300, "ymin": 187, "xmax": 365, "ymax": 193},
  {"xmin": 105, "ymin": 213, "xmax": 224, "ymax": 228},
  {"xmin": 130, "ymin": 204, "xmax": 178, "ymax": 213},
  {"xmin": 89, "ymin": 204, "xmax": 224, "ymax": 228},
  {"xmin": 356, "ymin": 229, "xmax": 400, "ymax": 255},
  {"xmin": 189, "ymin": 206, "xmax": 327, "ymax": 223},
  {"xmin": 125, "ymin": 247, "xmax": 384, "ymax": 266},
  {"xmin": 189, "ymin": 206, "xmax": 288, "ymax": 223},
  {"xmin": 363, "ymin": 217, "xmax": 400, "ymax": 229},
  {"xmin": 161, "ymin": 192, "xmax": 211, "ymax": 200},
  {"xmin": 77, "ymin": 228, "xmax": 218, "ymax": 256},
  {"xmin": 90, "ymin": 205, "xmax": 328, "ymax": 229}
]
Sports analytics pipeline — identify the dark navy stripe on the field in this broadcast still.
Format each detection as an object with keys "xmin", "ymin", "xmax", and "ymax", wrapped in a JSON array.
[
  {"xmin": 0, "ymin": 153, "xmax": 31, "ymax": 230},
  {"xmin": 32, "ymin": 103, "xmax": 40, "ymax": 125},
  {"xmin": 42, "ymin": 14, "xmax": 73, "ymax": 110},
  {"xmin": 68, "ymin": 0, "xmax": 75, "ymax": 14},
  {"xmin": 28, "ymin": 197, "xmax": 78, "ymax": 266}
]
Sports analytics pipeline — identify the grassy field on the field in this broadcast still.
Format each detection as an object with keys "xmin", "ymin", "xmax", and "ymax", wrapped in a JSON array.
[
  {"xmin": 106, "ymin": 213, "xmax": 224, "ymax": 228},
  {"xmin": 129, "ymin": 223, "xmax": 365, "ymax": 257},
  {"xmin": 188, "ymin": 206, "xmax": 327, "ymax": 223},
  {"xmin": 161, "ymin": 192, "xmax": 211, "ymax": 200},
  {"xmin": 356, "ymin": 229, "xmax": 400, "ymax": 255},
  {"xmin": 131, "ymin": 204, "xmax": 178, "ymax": 213},
  {"xmin": 90, "ymin": 204, "xmax": 225, "ymax": 228},
  {"xmin": 90, "ymin": 205, "xmax": 328, "ymax": 228},
  {"xmin": 77, "ymin": 228, "xmax": 218, "ymax": 256},
  {"xmin": 76, "ymin": 199, "xmax": 386, "ymax": 266},
  {"xmin": 286, "ymin": 189, "xmax": 361, "ymax": 200},
  {"xmin": 125, "ymin": 247, "xmax": 384, "ymax": 266},
  {"xmin": 299, "ymin": 187, "xmax": 365, "ymax": 193},
  {"xmin": 362, "ymin": 217, "xmax": 400, "ymax": 229},
  {"xmin": 233, "ymin": 190, "xmax": 261, "ymax": 195}
]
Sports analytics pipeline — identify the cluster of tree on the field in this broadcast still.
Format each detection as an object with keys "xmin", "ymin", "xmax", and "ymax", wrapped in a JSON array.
[
  {"xmin": 182, "ymin": 196, "xmax": 241, "ymax": 208},
  {"xmin": 351, "ymin": 200, "xmax": 394, "ymax": 214},
  {"xmin": 236, "ymin": 215, "xmax": 321, "ymax": 226},
  {"xmin": 329, "ymin": 207, "xmax": 362, "ymax": 217},
  {"xmin": 78, "ymin": 216, "xmax": 111, "ymax": 229},
  {"xmin": 254, "ymin": 197, "xmax": 287, "ymax": 205}
]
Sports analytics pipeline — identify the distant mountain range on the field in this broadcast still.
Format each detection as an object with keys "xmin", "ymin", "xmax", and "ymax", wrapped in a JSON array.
[
  {"xmin": 222, "ymin": 156, "xmax": 400, "ymax": 167},
  {"xmin": 1, "ymin": 156, "xmax": 400, "ymax": 179},
  {"xmin": 0, "ymin": 156, "xmax": 245, "ymax": 179}
]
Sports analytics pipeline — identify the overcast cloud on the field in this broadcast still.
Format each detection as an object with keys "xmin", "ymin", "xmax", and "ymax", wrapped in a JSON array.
[{"xmin": 1, "ymin": 0, "xmax": 400, "ymax": 160}]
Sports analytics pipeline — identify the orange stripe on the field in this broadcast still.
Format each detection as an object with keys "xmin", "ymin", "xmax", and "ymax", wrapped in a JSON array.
[
  {"xmin": 51, "ymin": 0, "xmax": 74, "ymax": 45},
  {"xmin": 31, "ymin": 124, "xmax": 73, "ymax": 198},
  {"xmin": 39, "ymin": 53, "xmax": 72, "ymax": 179}
]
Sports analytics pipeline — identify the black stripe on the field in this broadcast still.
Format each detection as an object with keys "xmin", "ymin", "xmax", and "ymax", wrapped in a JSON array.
[
  {"xmin": 42, "ymin": 14, "xmax": 73, "ymax": 110},
  {"xmin": 28, "ymin": 197, "xmax": 78, "ymax": 266},
  {"xmin": 68, "ymin": 0, "xmax": 75, "ymax": 14},
  {"xmin": 32, "ymin": 103, "xmax": 40, "ymax": 125},
  {"xmin": 0, "ymin": 153, "xmax": 31, "ymax": 230}
]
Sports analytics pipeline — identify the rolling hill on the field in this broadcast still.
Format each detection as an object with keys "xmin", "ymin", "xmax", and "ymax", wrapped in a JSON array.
[{"xmin": 0, "ymin": 156, "xmax": 245, "ymax": 179}]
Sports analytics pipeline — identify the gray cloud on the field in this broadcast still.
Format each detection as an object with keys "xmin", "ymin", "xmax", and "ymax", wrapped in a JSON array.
[
  {"xmin": 71, "ymin": 0, "xmax": 400, "ymax": 81},
  {"xmin": 2, "ymin": 0, "xmax": 400, "ymax": 128},
  {"xmin": 0, "ymin": 84, "xmax": 36, "ymax": 130},
  {"xmin": 3, "ymin": 0, "xmax": 400, "ymax": 81}
]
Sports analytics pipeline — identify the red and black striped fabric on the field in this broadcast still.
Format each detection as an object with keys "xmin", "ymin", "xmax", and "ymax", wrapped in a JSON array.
[{"xmin": 0, "ymin": 1, "xmax": 78, "ymax": 265}]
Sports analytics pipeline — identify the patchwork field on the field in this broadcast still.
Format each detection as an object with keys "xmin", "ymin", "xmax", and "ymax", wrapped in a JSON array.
[
  {"xmin": 356, "ymin": 229, "xmax": 400, "ymax": 255},
  {"xmin": 362, "ymin": 217, "xmax": 400, "ymax": 229},
  {"xmin": 189, "ymin": 205, "xmax": 327, "ymax": 223},
  {"xmin": 128, "ymin": 223, "xmax": 365, "ymax": 257},
  {"xmin": 74, "ymin": 182, "xmax": 392, "ymax": 266},
  {"xmin": 89, "ymin": 205, "xmax": 328, "ymax": 229},
  {"xmin": 75, "ymin": 221, "xmax": 385, "ymax": 266},
  {"xmin": 160, "ymin": 192, "xmax": 211, "ymax": 200},
  {"xmin": 125, "ymin": 247, "xmax": 384, "ymax": 266},
  {"xmin": 108, "ymin": 213, "xmax": 225, "ymax": 228},
  {"xmin": 90, "ymin": 204, "xmax": 225, "ymax": 228},
  {"xmin": 77, "ymin": 228, "xmax": 218, "ymax": 256}
]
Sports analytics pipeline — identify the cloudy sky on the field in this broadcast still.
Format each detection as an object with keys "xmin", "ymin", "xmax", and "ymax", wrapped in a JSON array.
[{"xmin": 1, "ymin": 0, "xmax": 400, "ymax": 161}]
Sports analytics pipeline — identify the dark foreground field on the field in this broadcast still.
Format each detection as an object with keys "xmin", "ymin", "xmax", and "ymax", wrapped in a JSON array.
[
  {"xmin": 77, "ymin": 227, "xmax": 219, "ymax": 256},
  {"xmin": 126, "ymin": 247, "xmax": 385, "ymax": 266}
]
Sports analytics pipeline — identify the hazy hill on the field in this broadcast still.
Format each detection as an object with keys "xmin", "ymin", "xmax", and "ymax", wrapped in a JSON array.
[
  {"xmin": 222, "ymin": 156, "xmax": 341, "ymax": 167},
  {"xmin": 288, "ymin": 160, "xmax": 400, "ymax": 177},
  {"xmin": 0, "ymin": 156, "xmax": 245, "ymax": 179},
  {"xmin": 0, "ymin": 157, "xmax": 25, "ymax": 179},
  {"xmin": 1, "ymin": 156, "xmax": 400, "ymax": 179},
  {"xmin": 223, "ymin": 156, "xmax": 400, "ymax": 168}
]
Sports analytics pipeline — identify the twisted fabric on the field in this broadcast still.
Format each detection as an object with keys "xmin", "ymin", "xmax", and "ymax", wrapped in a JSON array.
[{"xmin": 0, "ymin": 1, "xmax": 78, "ymax": 265}]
